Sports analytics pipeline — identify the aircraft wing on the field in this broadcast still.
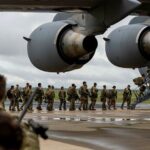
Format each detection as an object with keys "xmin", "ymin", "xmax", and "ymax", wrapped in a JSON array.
[
  {"xmin": 0, "ymin": 0, "xmax": 103, "ymax": 12},
  {"xmin": 0, "ymin": 0, "xmax": 149, "ymax": 15}
]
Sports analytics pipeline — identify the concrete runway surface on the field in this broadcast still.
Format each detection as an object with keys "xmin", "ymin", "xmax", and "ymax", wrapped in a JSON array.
[{"xmin": 11, "ymin": 108, "xmax": 150, "ymax": 150}]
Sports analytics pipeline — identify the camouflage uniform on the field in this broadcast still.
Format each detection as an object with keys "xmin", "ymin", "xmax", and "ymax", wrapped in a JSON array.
[
  {"xmin": 59, "ymin": 87, "xmax": 66, "ymax": 110},
  {"xmin": 121, "ymin": 87, "xmax": 132, "ymax": 109},
  {"xmin": 7, "ymin": 86, "xmax": 15, "ymax": 111},
  {"xmin": 36, "ymin": 84, "xmax": 44, "ymax": 110},
  {"xmin": 20, "ymin": 123, "xmax": 40, "ymax": 150},
  {"xmin": 45, "ymin": 86, "xmax": 55, "ymax": 111},
  {"xmin": 133, "ymin": 77, "xmax": 145, "ymax": 87},
  {"xmin": 67, "ymin": 85, "xmax": 78, "ymax": 111},
  {"xmin": 20, "ymin": 86, "xmax": 30, "ymax": 110},
  {"xmin": 28, "ymin": 86, "xmax": 33, "ymax": 111},
  {"xmin": 100, "ymin": 86, "xmax": 107, "ymax": 110},
  {"xmin": 133, "ymin": 76, "xmax": 146, "ymax": 97},
  {"xmin": 79, "ymin": 84, "xmax": 89, "ymax": 110},
  {"xmin": 12, "ymin": 85, "xmax": 21, "ymax": 111},
  {"xmin": 0, "ymin": 75, "xmax": 40, "ymax": 150},
  {"xmin": 108, "ymin": 87, "xmax": 117, "ymax": 110},
  {"xmin": 89, "ymin": 84, "xmax": 98, "ymax": 110}
]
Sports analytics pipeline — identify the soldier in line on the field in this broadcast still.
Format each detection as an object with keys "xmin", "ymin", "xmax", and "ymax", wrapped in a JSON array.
[
  {"xmin": 51, "ymin": 86, "xmax": 55, "ymax": 110},
  {"xmin": 133, "ymin": 74, "xmax": 145, "ymax": 87},
  {"xmin": 45, "ymin": 85, "xmax": 55, "ymax": 111},
  {"xmin": 100, "ymin": 85, "xmax": 107, "ymax": 110},
  {"xmin": 28, "ymin": 85, "xmax": 33, "ymax": 111},
  {"xmin": 133, "ymin": 74, "xmax": 146, "ymax": 97},
  {"xmin": 7, "ymin": 85, "xmax": 15, "ymax": 111},
  {"xmin": 59, "ymin": 86, "xmax": 66, "ymax": 110},
  {"xmin": 45, "ymin": 85, "xmax": 51, "ymax": 111},
  {"xmin": 36, "ymin": 83, "xmax": 44, "ymax": 110},
  {"xmin": 20, "ymin": 83, "xmax": 30, "ymax": 110},
  {"xmin": 108, "ymin": 86, "xmax": 117, "ymax": 110},
  {"xmin": 12, "ymin": 84, "xmax": 21, "ymax": 111},
  {"xmin": 79, "ymin": 81, "xmax": 89, "ymax": 110},
  {"xmin": 121, "ymin": 85, "xmax": 132, "ymax": 109},
  {"xmin": 67, "ymin": 84, "xmax": 78, "ymax": 111},
  {"xmin": 89, "ymin": 83, "xmax": 98, "ymax": 110}
]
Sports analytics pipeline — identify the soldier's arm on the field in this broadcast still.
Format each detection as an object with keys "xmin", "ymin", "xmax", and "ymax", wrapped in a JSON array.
[{"xmin": 58, "ymin": 91, "xmax": 61, "ymax": 98}]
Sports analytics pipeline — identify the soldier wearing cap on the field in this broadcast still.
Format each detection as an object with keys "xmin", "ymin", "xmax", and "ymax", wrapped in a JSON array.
[
  {"xmin": 46, "ymin": 85, "xmax": 55, "ymax": 111},
  {"xmin": 67, "ymin": 84, "xmax": 78, "ymax": 111},
  {"xmin": 100, "ymin": 85, "xmax": 107, "ymax": 110},
  {"xmin": 89, "ymin": 83, "xmax": 98, "ymax": 110},
  {"xmin": 121, "ymin": 85, "xmax": 132, "ymax": 109},
  {"xmin": 79, "ymin": 81, "xmax": 89, "ymax": 110},
  {"xmin": 36, "ymin": 83, "xmax": 44, "ymax": 110},
  {"xmin": 28, "ymin": 85, "xmax": 33, "ymax": 111},
  {"xmin": 59, "ymin": 86, "xmax": 66, "ymax": 110},
  {"xmin": 7, "ymin": 85, "xmax": 15, "ymax": 111},
  {"xmin": 20, "ymin": 83, "xmax": 30, "ymax": 110},
  {"xmin": 12, "ymin": 84, "xmax": 21, "ymax": 111},
  {"xmin": 108, "ymin": 86, "xmax": 117, "ymax": 110},
  {"xmin": 45, "ymin": 85, "xmax": 52, "ymax": 111}
]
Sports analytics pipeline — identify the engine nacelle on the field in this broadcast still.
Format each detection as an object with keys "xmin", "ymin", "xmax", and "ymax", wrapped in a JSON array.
[
  {"xmin": 105, "ymin": 24, "xmax": 150, "ymax": 68},
  {"xmin": 27, "ymin": 21, "xmax": 98, "ymax": 72}
]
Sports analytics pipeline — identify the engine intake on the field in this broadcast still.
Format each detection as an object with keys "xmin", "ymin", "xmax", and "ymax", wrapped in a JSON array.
[
  {"xmin": 27, "ymin": 21, "xmax": 98, "ymax": 72},
  {"xmin": 105, "ymin": 24, "xmax": 150, "ymax": 68}
]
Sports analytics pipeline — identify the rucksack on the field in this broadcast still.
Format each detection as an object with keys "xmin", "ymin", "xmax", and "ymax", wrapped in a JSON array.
[{"xmin": 7, "ymin": 89, "xmax": 13, "ymax": 99}]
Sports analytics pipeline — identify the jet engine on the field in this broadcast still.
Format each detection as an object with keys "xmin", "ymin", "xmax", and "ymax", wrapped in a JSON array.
[
  {"xmin": 105, "ymin": 24, "xmax": 150, "ymax": 68},
  {"xmin": 27, "ymin": 21, "xmax": 98, "ymax": 72}
]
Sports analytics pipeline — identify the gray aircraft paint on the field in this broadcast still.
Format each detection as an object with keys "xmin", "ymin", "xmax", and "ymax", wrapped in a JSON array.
[
  {"xmin": 105, "ymin": 24, "xmax": 150, "ymax": 68},
  {"xmin": 0, "ymin": 0, "xmax": 149, "ymax": 73}
]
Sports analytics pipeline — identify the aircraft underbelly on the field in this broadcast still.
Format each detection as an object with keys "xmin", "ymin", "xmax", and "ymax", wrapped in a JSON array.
[{"xmin": 0, "ymin": 0, "xmax": 102, "ymax": 11}]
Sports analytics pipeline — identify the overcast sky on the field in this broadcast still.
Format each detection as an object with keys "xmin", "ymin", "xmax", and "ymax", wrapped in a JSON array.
[{"xmin": 0, "ymin": 12, "xmax": 139, "ymax": 89}]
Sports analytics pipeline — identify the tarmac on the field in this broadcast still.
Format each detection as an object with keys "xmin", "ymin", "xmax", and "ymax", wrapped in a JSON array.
[{"xmin": 10, "ymin": 105, "xmax": 150, "ymax": 150}]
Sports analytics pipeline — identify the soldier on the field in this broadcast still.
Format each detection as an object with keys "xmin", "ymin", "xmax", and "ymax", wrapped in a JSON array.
[
  {"xmin": 100, "ymin": 85, "xmax": 107, "ymax": 110},
  {"xmin": 45, "ymin": 85, "xmax": 55, "ymax": 111},
  {"xmin": 7, "ymin": 85, "xmax": 15, "ymax": 111},
  {"xmin": 79, "ymin": 81, "xmax": 89, "ymax": 110},
  {"xmin": 89, "ymin": 83, "xmax": 98, "ymax": 110},
  {"xmin": 147, "ymin": 67, "xmax": 150, "ymax": 79},
  {"xmin": 0, "ymin": 75, "xmax": 6, "ymax": 111},
  {"xmin": 133, "ymin": 74, "xmax": 146, "ymax": 98},
  {"xmin": 28, "ymin": 85, "xmax": 33, "ymax": 111},
  {"xmin": 20, "ymin": 83, "xmax": 30, "ymax": 110},
  {"xmin": 36, "ymin": 83, "xmax": 44, "ymax": 110},
  {"xmin": 51, "ymin": 86, "xmax": 55, "ymax": 110},
  {"xmin": 121, "ymin": 85, "xmax": 132, "ymax": 109},
  {"xmin": 12, "ymin": 84, "xmax": 21, "ymax": 111},
  {"xmin": 59, "ymin": 86, "xmax": 66, "ymax": 110},
  {"xmin": 0, "ymin": 74, "xmax": 40, "ymax": 150},
  {"xmin": 45, "ymin": 85, "xmax": 51, "ymax": 110},
  {"xmin": 133, "ymin": 74, "xmax": 145, "ymax": 87},
  {"xmin": 108, "ymin": 86, "xmax": 117, "ymax": 110},
  {"xmin": 139, "ymin": 85, "xmax": 146, "ymax": 97},
  {"xmin": 67, "ymin": 84, "xmax": 78, "ymax": 111}
]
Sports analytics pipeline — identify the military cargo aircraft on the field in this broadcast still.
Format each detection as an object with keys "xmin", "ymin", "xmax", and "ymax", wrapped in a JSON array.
[{"xmin": 0, "ymin": 0, "xmax": 149, "ymax": 73}]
